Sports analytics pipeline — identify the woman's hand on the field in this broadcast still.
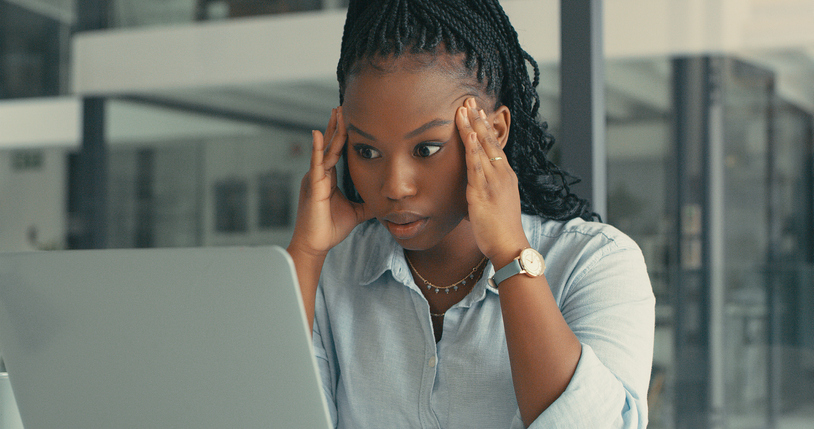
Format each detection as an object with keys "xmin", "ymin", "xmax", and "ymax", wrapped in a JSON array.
[
  {"xmin": 456, "ymin": 98, "xmax": 529, "ymax": 269},
  {"xmin": 289, "ymin": 107, "xmax": 371, "ymax": 259}
]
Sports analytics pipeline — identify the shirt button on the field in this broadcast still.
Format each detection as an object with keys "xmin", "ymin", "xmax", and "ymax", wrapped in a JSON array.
[{"xmin": 428, "ymin": 356, "xmax": 437, "ymax": 368}]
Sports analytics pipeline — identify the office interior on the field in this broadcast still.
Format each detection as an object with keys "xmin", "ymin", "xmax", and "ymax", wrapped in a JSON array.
[{"xmin": 0, "ymin": 0, "xmax": 813, "ymax": 428}]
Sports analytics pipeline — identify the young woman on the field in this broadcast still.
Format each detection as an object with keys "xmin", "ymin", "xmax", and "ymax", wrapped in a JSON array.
[{"xmin": 286, "ymin": 1, "xmax": 654, "ymax": 427}]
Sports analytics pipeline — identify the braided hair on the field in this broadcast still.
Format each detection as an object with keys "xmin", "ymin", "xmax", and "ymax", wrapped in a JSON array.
[{"xmin": 337, "ymin": 0, "xmax": 595, "ymax": 222}]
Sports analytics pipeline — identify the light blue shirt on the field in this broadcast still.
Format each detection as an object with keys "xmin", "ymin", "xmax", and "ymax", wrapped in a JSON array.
[{"xmin": 313, "ymin": 215, "xmax": 655, "ymax": 428}]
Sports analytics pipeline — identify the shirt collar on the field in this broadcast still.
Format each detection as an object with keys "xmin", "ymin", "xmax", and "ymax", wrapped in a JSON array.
[
  {"xmin": 355, "ymin": 221, "xmax": 500, "ymax": 301},
  {"xmin": 356, "ymin": 221, "xmax": 412, "ymax": 287},
  {"xmin": 457, "ymin": 263, "xmax": 499, "ymax": 308}
]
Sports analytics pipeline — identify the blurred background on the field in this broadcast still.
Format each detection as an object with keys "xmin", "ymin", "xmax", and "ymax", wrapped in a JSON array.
[{"xmin": 0, "ymin": 0, "xmax": 812, "ymax": 428}]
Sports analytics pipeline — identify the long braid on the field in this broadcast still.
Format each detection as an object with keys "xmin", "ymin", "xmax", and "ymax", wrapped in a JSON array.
[{"xmin": 338, "ymin": 0, "xmax": 595, "ymax": 222}]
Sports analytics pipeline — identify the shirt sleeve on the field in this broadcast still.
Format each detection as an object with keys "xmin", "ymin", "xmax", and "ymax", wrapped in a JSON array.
[
  {"xmin": 517, "ymin": 235, "xmax": 656, "ymax": 429},
  {"xmin": 312, "ymin": 285, "xmax": 338, "ymax": 428}
]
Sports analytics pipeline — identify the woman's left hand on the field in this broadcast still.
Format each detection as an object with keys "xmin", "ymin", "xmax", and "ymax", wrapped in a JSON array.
[{"xmin": 456, "ymin": 97, "xmax": 530, "ymax": 268}]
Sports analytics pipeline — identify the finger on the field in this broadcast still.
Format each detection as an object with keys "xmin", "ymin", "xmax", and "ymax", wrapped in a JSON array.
[
  {"xmin": 478, "ymin": 108, "xmax": 503, "ymax": 151},
  {"xmin": 323, "ymin": 108, "xmax": 338, "ymax": 152},
  {"xmin": 462, "ymin": 105, "xmax": 502, "ymax": 183},
  {"xmin": 324, "ymin": 107, "xmax": 346, "ymax": 169},
  {"xmin": 467, "ymin": 102, "xmax": 504, "ymax": 162},
  {"xmin": 310, "ymin": 130, "xmax": 326, "ymax": 184},
  {"xmin": 477, "ymin": 108, "xmax": 512, "ymax": 172},
  {"xmin": 460, "ymin": 108, "xmax": 487, "ymax": 189},
  {"xmin": 462, "ymin": 98, "xmax": 508, "ymax": 172},
  {"xmin": 457, "ymin": 105, "xmax": 491, "ymax": 165},
  {"xmin": 352, "ymin": 200, "xmax": 375, "ymax": 225}
]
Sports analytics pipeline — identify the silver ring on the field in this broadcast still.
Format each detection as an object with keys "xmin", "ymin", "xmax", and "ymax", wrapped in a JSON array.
[{"xmin": 489, "ymin": 157, "xmax": 504, "ymax": 162}]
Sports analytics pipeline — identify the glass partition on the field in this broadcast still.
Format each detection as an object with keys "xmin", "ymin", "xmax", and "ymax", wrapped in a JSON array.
[
  {"xmin": 102, "ymin": 96, "xmax": 317, "ymax": 249},
  {"xmin": 111, "ymin": 0, "xmax": 345, "ymax": 28},
  {"xmin": 721, "ymin": 59, "xmax": 774, "ymax": 427},
  {"xmin": 603, "ymin": 57, "xmax": 675, "ymax": 428},
  {"xmin": 0, "ymin": 0, "xmax": 69, "ymax": 99},
  {"xmin": 605, "ymin": 54, "xmax": 814, "ymax": 429}
]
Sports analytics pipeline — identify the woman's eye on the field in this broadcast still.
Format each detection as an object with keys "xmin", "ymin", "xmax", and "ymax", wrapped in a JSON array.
[
  {"xmin": 354, "ymin": 145, "xmax": 381, "ymax": 159},
  {"xmin": 415, "ymin": 143, "xmax": 442, "ymax": 158}
]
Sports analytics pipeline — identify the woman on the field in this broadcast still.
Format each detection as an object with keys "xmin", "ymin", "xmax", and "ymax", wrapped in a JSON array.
[{"xmin": 287, "ymin": 1, "xmax": 654, "ymax": 427}]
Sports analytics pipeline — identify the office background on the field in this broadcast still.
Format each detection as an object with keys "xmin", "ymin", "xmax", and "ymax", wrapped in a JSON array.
[{"xmin": 1, "ymin": 0, "xmax": 813, "ymax": 428}]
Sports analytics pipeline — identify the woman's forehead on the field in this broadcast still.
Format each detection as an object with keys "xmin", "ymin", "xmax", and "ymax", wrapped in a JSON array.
[
  {"xmin": 343, "ymin": 54, "xmax": 491, "ymax": 108},
  {"xmin": 344, "ymin": 72, "xmax": 467, "ymax": 116},
  {"xmin": 350, "ymin": 52, "xmax": 482, "ymax": 88}
]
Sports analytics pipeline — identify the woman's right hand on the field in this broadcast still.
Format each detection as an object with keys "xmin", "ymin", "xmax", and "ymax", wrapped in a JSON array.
[{"xmin": 289, "ymin": 107, "xmax": 371, "ymax": 259}]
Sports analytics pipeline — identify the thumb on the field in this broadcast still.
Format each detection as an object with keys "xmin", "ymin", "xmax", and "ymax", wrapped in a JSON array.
[{"xmin": 353, "ymin": 202, "xmax": 375, "ymax": 225}]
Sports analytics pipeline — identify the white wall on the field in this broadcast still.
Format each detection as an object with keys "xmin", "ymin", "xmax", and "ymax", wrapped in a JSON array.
[
  {"xmin": 201, "ymin": 128, "xmax": 311, "ymax": 247},
  {"xmin": 0, "ymin": 148, "xmax": 67, "ymax": 252},
  {"xmin": 104, "ymin": 99, "xmax": 313, "ymax": 249},
  {"xmin": 0, "ymin": 97, "xmax": 79, "ymax": 252}
]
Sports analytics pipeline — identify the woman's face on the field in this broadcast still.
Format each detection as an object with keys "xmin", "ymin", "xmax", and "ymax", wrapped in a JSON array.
[{"xmin": 342, "ymin": 56, "xmax": 488, "ymax": 251}]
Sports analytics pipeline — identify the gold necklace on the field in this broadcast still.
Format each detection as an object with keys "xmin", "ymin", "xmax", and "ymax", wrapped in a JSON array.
[{"xmin": 405, "ymin": 253, "xmax": 488, "ymax": 294}]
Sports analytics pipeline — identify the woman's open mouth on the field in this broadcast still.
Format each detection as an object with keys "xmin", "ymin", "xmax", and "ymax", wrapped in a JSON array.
[{"xmin": 382, "ymin": 212, "xmax": 429, "ymax": 240}]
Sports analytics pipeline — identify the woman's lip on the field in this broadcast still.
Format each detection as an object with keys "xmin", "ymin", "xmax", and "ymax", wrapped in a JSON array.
[
  {"xmin": 383, "ymin": 211, "xmax": 425, "ymax": 224},
  {"xmin": 384, "ymin": 217, "xmax": 428, "ymax": 240}
]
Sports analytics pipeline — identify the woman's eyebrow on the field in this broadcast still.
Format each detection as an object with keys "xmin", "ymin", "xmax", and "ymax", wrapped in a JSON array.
[
  {"xmin": 347, "ymin": 119, "xmax": 453, "ymax": 141},
  {"xmin": 404, "ymin": 119, "xmax": 452, "ymax": 139},
  {"xmin": 347, "ymin": 123, "xmax": 377, "ymax": 141}
]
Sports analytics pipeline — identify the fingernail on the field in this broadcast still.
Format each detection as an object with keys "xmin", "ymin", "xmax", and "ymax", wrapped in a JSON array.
[
  {"xmin": 467, "ymin": 98, "xmax": 477, "ymax": 109},
  {"xmin": 479, "ymin": 109, "xmax": 487, "ymax": 120}
]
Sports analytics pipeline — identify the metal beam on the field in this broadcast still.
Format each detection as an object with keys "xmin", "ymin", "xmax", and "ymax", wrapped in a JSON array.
[
  {"xmin": 671, "ymin": 56, "xmax": 711, "ymax": 429},
  {"xmin": 559, "ymin": 0, "xmax": 606, "ymax": 219},
  {"xmin": 71, "ymin": 0, "xmax": 110, "ymax": 249}
]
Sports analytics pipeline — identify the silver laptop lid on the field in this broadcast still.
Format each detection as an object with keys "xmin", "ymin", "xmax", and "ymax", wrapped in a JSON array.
[{"xmin": 0, "ymin": 246, "xmax": 331, "ymax": 429}]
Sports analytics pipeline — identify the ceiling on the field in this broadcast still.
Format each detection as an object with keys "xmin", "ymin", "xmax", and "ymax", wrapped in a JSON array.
[
  {"xmin": 4, "ymin": 0, "xmax": 74, "ymax": 23},
  {"xmin": 117, "ymin": 57, "xmax": 672, "ymax": 136},
  {"xmin": 6, "ymin": 0, "xmax": 814, "ymax": 149}
]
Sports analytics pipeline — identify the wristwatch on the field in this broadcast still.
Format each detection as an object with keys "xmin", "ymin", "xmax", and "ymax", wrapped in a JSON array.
[{"xmin": 488, "ymin": 248, "xmax": 546, "ymax": 289}]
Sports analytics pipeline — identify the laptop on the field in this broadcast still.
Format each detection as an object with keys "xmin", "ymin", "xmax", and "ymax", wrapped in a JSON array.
[{"xmin": 0, "ymin": 246, "xmax": 332, "ymax": 429}]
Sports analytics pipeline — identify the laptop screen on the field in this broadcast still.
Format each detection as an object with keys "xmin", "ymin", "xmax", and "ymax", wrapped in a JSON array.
[{"xmin": 0, "ymin": 246, "xmax": 331, "ymax": 429}]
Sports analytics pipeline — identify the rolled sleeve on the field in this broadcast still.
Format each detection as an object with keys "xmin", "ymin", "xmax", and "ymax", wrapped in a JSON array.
[
  {"xmin": 518, "ymin": 222, "xmax": 655, "ymax": 428},
  {"xmin": 520, "ymin": 344, "xmax": 646, "ymax": 428}
]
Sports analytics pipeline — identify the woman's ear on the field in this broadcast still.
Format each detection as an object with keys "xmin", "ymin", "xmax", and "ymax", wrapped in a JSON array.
[{"xmin": 491, "ymin": 105, "xmax": 511, "ymax": 150}]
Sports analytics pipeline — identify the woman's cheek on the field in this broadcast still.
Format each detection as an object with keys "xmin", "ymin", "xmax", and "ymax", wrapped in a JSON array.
[{"xmin": 347, "ymin": 159, "xmax": 373, "ymax": 205}]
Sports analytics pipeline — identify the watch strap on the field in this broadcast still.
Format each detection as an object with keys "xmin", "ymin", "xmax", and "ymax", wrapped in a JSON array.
[{"xmin": 490, "ymin": 258, "xmax": 523, "ymax": 288}]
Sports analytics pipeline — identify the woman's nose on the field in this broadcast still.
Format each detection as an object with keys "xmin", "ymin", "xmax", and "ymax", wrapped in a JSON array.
[{"xmin": 381, "ymin": 159, "xmax": 418, "ymax": 201}]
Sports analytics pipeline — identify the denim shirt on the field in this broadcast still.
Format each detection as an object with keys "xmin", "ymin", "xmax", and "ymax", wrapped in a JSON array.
[{"xmin": 313, "ymin": 215, "xmax": 655, "ymax": 428}]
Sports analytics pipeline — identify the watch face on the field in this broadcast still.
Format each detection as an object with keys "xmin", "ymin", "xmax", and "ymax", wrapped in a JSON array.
[{"xmin": 519, "ymin": 248, "xmax": 545, "ymax": 277}]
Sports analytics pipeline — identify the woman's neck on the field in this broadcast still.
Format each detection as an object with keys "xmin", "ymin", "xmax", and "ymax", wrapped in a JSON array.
[{"xmin": 403, "ymin": 219, "xmax": 485, "ymax": 288}]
